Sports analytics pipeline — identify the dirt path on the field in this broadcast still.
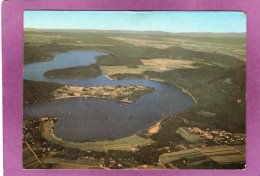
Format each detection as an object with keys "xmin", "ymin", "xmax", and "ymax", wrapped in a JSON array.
[{"xmin": 25, "ymin": 134, "xmax": 46, "ymax": 169}]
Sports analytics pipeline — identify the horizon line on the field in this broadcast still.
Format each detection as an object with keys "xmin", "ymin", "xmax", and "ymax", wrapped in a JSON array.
[{"xmin": 24, "ymin": 28, "xmax": 246, "ymax": 34}]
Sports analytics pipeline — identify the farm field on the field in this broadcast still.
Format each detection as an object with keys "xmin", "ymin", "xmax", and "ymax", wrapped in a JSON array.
[
  {"xmin": 176, "ymin": 127, "xmax": 202, "ymax": 143},
  {"xmin": 41, "ymin": 157, "xmax": 104, "ymax": 169},
  {"xmin": 108, "ymin": 35, "xmax": 246, "ymax": 61},
  {"xmin": 160, "ymin": 148, "xmax": 204, "ymax": 165},
  {"xmin": 23, "ymin": 148, "xmax": 43, "ymax": 169},
  {"xmin": 198, "ymin": 145, "xmax": 245, "ymax": 164},
  {"xmin": 160, "ymin": 145, "xmax": 245, "ymax": 169}
]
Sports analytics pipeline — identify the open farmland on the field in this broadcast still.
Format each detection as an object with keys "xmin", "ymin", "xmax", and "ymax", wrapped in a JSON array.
[
  {"xmin": 101, "ymin": 59, "xmax": 199, "ymax": 76},
  {"xmin": 160, "ymin": 145, "xmax": 245, "ymax": 169},
  {"xmin": 41, "ymin": 157, "xmax": 104, "ymax": 169},
  {"xmin": 108, "ymin": 35, "xmax": 246, "ymax": 61},
  {"xmin": 160, "ymin": 148, "xmax": 204, "ymax": 165},
  {"xmin": 198, "ymin": 145, "xmax": 245, "ymax": 164}
]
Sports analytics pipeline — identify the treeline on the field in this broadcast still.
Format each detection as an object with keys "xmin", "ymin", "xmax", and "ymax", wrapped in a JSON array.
[
  {"xmin": 24, "ymin": 43, "xmax": 85, "ymax": 65},
  {"xmin": 43, "ymin": 64, "xmax": 102, "ymax": 79},
  {"xmin": 23, "ymin": 80, "xmax": 64, "ymax": 104}
]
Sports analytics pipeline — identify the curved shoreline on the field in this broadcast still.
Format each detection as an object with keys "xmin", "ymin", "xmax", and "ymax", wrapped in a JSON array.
[
  {"xmin": 25, "ymin": 49, "xmax": 197, "ymax": 106},
  {"xmin": 23, "ymin": 50, "xmax": 195, "ymax": 141},
  {"xmin": 40, "ymin": 117, "xmax": 155, "ymax": 152},
  {"xmin": 24, "ymin": 84, "xmax": 155, "ymax": 104}
]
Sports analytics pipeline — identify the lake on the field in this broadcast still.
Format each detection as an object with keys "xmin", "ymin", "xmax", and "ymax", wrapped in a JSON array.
[{"xmin": 23, "ymin": 51, "xmax": 195, "ymax": 141}]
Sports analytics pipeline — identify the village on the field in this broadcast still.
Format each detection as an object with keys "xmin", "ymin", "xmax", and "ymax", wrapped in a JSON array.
[{"xmin": 189, "ymin": 126, "xmax": 245, "ymax": 145}]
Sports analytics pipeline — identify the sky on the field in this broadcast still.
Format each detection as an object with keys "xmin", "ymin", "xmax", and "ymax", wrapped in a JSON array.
[{"xmin": 24, "ymin": 11, "xmax": 246, "ymax": 33}]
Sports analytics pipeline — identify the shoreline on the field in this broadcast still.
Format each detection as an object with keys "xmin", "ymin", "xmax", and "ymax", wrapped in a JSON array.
[
  {"xmin": 149, "ymin": 78, "xmax": 198, "ymax": 106},
  {"xmin": 36, "ymin": 117, "xmax": 155, "ymax": 152},
  {"xmin": 24, "ymin": 49, "xmax": 199, "ymax": 149},
  {"xmin": 24, "ymin": 83, "xmax": 155, "ymax": 105},
  {"xmin": 24, "ymin": 48, "xmax": 197, "ymax": 107},
  {"xmin": 103, "ymin": 74, "xmax": 198, "ymax": 106}
]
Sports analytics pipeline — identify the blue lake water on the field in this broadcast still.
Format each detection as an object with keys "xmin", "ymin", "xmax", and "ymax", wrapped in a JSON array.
[{"xmin": 23, "ymin": 51, "xmax": 195, "ymax": 141}]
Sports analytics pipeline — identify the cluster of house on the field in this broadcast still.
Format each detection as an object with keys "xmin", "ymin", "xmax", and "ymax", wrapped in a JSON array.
[
  {"xmin": 191, "ymin": 127, "xmax": 245, "ymax": 145},
  {"xmin": 24, "ymin": 42, "xmax": 42, "ymax": 46},
  {"xmin": 23, "ymin": 118, "xmax": 60, "ymax": 158},
  {"xmin": 25, "ymin": 41, "xmax": 58, "ymax": 46}
]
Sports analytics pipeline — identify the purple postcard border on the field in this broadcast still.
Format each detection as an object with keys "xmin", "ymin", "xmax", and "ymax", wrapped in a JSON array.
[{"xmin": 2, "ymin": 0, "xmax": 260, "ymax": 176}]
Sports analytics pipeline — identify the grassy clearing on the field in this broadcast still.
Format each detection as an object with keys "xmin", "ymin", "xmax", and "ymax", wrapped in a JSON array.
[
  {"xmin": 100, "ymin": 59, "xmax": 199, "ymax": 76},
  {"xmin": 198, "ymin": 145, "xmax": 246, "ymax": 164},
  {"xmin": 100, "ymin": 65, "xmax": 145, "ymax": 75},
  {"xmin": 209, "ymin": 155, "xmax": 245, "ymax": 164},
  {"xmin": 176, "ymin": 127, "xmax": 202, "ymax": 142},
  {"xmin": 40, "ymin": 118, "xmax": 155, "ymax": 152},
  {"xmin": 41, "ymin": 157, "xmax": 64, "ymax": 164},
  {"xmin": 160, "ymin": 148, "xmax": 203, "ymax": 165},
  {"xmin": 231, "ymin": 145, "xmax": 246, "ymax": 154},
  {"xmin": 108, "ymin": 73, "xmax": 148, "ymax": 80}
]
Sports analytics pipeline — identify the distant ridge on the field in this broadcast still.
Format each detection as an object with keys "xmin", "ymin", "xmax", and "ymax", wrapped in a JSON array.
[
  {"xmin": 24, "ymin": 28, "xmax": 173, "ymax": 35},
  {"xmin": 24, "ymin": 28, "xmax": 246, "ymax": 37}
]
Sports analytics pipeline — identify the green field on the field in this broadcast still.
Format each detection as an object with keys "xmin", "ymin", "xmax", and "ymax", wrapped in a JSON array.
[
  {"xmin": 176, "ymin": 127, "xmax": 202, "ymax": 142},
  {"xmin": 198, "ymin": 145, "xmax": 245, "ymax": 164},
  {"xmin": 160, "ymin": 145, "xmax": 245, "ymax": 169},
  {"xmin": 160, "ymin": 148, "xmax": 204, "ymax": 165},
  {"xmin": 41, "ymin": 157, "xmax": 104, "ymax": 169}
]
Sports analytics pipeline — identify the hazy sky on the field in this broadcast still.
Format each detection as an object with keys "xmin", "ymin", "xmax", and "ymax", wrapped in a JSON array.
[{"xmin": 24, "ymin": 11, "xmax": 246, "ymax": 33}]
